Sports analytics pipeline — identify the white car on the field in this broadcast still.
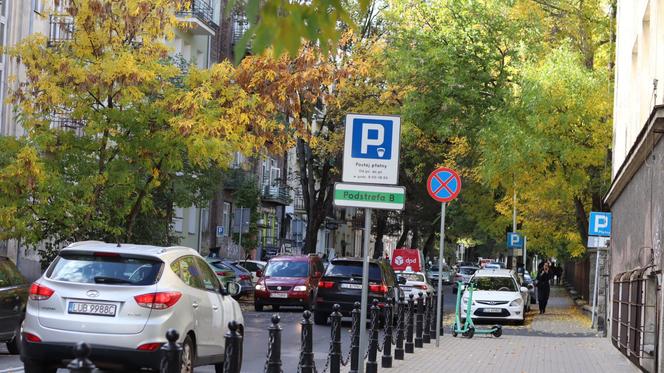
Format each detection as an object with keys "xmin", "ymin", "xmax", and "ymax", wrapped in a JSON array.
[
  {"xmin": 21, "ymin": 241, "xmax": 244, "ymax": 373},
  {"xmin": 396, "ymin": 271, "xmax": 434, "ymax": 300},
  {"xmin": 232, "ymin": 259, "xmax": 267, "ymax": 284},
  {"xmin": 460, "ymin": 269, "xmax": 529, "ymax": 325}
]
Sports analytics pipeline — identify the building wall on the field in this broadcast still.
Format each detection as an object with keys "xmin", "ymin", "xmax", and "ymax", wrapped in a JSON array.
[{"xmin": 613, "ymin": 0, "xmax": 664, "ymax": 175}]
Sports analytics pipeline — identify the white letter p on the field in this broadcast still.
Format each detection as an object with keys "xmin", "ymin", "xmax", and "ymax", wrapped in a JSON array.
[{"xmin": 361, "ymin": 123, "xmax": 384, "ymax": 154}]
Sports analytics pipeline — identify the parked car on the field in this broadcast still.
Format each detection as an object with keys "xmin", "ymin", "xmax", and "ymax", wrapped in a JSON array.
[
  {"xmin": 254, "ymin": 254, "xmax": 325, "ymax": 312},
  {"xmin": 0, "ymin": 256, "xmax": 28, "ymax": 354},
  {"xmin": 485, "ymin": 263, "xmax": 501, "ymax": 269},
  {"xmin": 219, "ymin": 260, "xmax": 254, "ymax": 298},
  {"xmin": 232, "ymin": 259, "xmax": 266, "ymax": 283},
  {"xmin": 459, "ymin": 269, "xmax": 529, "ymax": 325},
  {"xmin": 522, "ymin": 273, "xmax": 537, "ymax": 307},
  {"xmin": 21, "ymin": 241, "xmax": 244, "ymax": 373},
  {"xmin": 205, "ymin": 258, "xmax": 238, "ymax": 289},
  {"xmin": 396, "ymin": 271, "xmax": 433, "ymax": 300},
  {"xmin": 426, "ymin": 263, "xmax": 453, "ymax": 285},
  {"xmin": 452, "ymin": 266, "xmax": 480, "ymax": 293},
  {"xmin": 313, "ymin": 257, "xmax": 405, "ymax": 325}
]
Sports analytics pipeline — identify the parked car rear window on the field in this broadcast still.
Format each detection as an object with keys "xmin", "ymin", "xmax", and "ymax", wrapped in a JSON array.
[
  {"xmin": 458, "ymin": 267, "xmax": 478, "ymax": 275},
  {"xmin": 325, "ymin": 261, "xmax": 382, "ymax": 281},
  {"xmin": 265, "ymin": 261, "xmax": 309, "ymax": 277},
  {"xmin": 397, "ymin": 272, "xmax": 425, "ymax": 282},
  {"xmin": 471, "ymin": 276, "xmax": 517, "ymax": 292},
  {"xmin": 48, "ymin": 254, "xmax": 162, "ymax": 285}
]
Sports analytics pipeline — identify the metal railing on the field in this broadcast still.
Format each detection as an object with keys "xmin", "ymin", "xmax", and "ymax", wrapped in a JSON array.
[
  {"xmin": 261, "ymin": 185, "xmax": 290, "ymax": 205},
  {"xmin": 231, "ymin": 11, "xmax": 251, "ymax": 50},
  {"xmin": 177, "ymin": 0, "xmax": 219, "ymax": 32},
  {"xmin": 48, "ymin": 15, "xmax": 75, "ymax": 47}
]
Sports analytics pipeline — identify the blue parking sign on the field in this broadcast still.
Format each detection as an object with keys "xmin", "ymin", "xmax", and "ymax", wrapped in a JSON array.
[
  {"xmin": 351, "ymin": 118, "xmax": 393, "ymax": 160},
  {"xmin": 589, "ymin": 212, "xmax": 611, "ymax": 237},
  {"xmin": 507, "ymin": 232, "xmax": 524, "ymax": 249}
]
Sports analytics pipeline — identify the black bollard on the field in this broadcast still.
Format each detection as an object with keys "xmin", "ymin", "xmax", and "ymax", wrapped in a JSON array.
[
  {"xmin": 381, "ymin": 297, "xmax": 393, "ymax": 368},
  {"xmin": 440, "ymin": 288, "xmax": 445, "ymax": 336},
  {"xmin": 265, "ymin": 314, "xmax": 282, "ymax": 373},
  {"xmin": 405, "ymin": 294, "xmax": 415, "ymax": 353},
  {"xmin": 394, "ymin": 295, "xmax": 405, "ymax": 360},
  {"xmin": 366, "ymin": 299, "xmax": 379, "ymax": 373},
  {"xmin": 423, "ymin": 294, "xmax": 431, "ymax": 344},
  {"xmin": 350, "ymin": 302, "xmax": 361, "ymax": 373},
  {"xmin": 299, "ymin": 310, "xmax": 315, "ymax": 373},
  {"xmin": 67, "ymin": 342, "xmax": 95, "ymax": 373},
  {"xmin": 415, "ymin": 292, "xmax": 424, "ymax": 348},
  {"xmin": 430, "ymin": 293, "xmax": 438, "ymax": 338},
  {"xmin": 160, "ymin": 329, "xmax": 181, "ymax": 373},
  {"xmin": 223, "ymin": 321, "xmax": 242, "ymax": 373},
  {"xmin": 329, "ymin": 304, "xmax": 342, "ymax": 373}
]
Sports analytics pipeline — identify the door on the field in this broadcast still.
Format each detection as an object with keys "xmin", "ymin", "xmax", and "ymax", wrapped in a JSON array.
[
  {"xmin": 0, "ymin": 261, "xmax": 18, "ymax": 339},
  {"xmin": 173, "ymin": 257, "xmax": 213, "ymax": 356},
  {"xmin": 194, "ymin": 257, "xmax": 225, "ymax": 358}
]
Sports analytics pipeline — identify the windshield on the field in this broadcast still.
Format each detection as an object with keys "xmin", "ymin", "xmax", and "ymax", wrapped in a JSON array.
[
  {"xmin": 48, "ymin": 254, "xmax": 162, "ymax": 285},
  {"xmin": 265, "ymin": 261, "xmax": 309, "ymax": 277},
  {"xmin": 471, "ymin": 276, "xmax": 517, "ymax": 291},
  {"xmin": 459, "ymin": 267, "xmax": 478, "ymax": 275},
  {"xmin": 397, "ymin": 272, "xmax": 425, "ymax": 282},
  {"xmin": 325, "ymin": 261, "xmax": 382, "ymax": 281}
]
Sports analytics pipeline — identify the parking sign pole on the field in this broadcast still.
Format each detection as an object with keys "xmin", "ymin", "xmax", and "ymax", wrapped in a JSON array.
[
  {"xmin": 358, "ymin": 208, "xmax": 372, "ymax": 373},
  {"xmin": 435, "ymin": 202, "xmax": 446, "ymax": 347}
]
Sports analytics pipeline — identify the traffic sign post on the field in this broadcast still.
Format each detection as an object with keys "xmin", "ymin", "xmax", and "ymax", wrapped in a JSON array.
[
  {"xmin": 426, "ymin": 167, "xmax": 461, "ymax": 347},
  {"xmin": 339, "ymin": 114, "xmax": 402, "ymax": 373},
  {"xmin": 588, "ymin": 212, "xmax": 612, "ymax": 329}
]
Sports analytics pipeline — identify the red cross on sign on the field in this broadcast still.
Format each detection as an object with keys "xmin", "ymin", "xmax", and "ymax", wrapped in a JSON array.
[{"xmin": 427, "ymin": 167, "xmax": 461, "ymax": 203}]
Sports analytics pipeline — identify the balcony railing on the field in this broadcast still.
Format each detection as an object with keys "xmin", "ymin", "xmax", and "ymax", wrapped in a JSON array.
[
  {"xmin": 231, "ymin": 11, "xmax": 251, "ymax": 50},
  {"xmin": 48, "ymin": 15, "xmax": 75, "ymax": 47},
  {"xmin": 177, "ymin": 0, "xmax": 219, "ymax": 34},
  {"xmin": 294, "ymin": 196, "xmax": 306, "ymax": 211},
  {"xmin": 261, "ymin": 185, "xmax": 290, "ymax": 205},
  {"xmin": 50, "ymin": 114, "xmax": 84, "ymax": 136}
]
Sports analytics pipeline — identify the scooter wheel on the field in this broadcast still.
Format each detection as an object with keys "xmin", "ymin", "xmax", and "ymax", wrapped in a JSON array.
[
  {"xmin": 492, "ymin": 325, "xmax": 502, "ymax": 338},
  {"xmin": 452, "ymin": 324, "xmax": 458, "ymax": 337},
  {"xmin": 466, "ymin": 327, "xmax": 475, "ymax": 339}
]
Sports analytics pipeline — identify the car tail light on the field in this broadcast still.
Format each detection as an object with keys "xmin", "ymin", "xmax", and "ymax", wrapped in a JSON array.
[
  {"xmin": 369, "ymin": 283, "xmax": 388, "ymax": 294},
  {"xmin": 94, "ymin": 252, "xmax": 121, "ymax": 257},
  {"xmin": 216, "ymin": 271, "xmax": 232, "ymax": 276},
  {"xmin": 23, "ymin": 332, "xmax": 42, "ymax": 342},
  {"xmin": 134, "ymin": 292, "xmax": 182, "ymax": 309},
  {"xmin": 239, "ymin": 274, "xmax": 251, "ymax": 281},
  {"xmin": 319, "ymin": 281, "xmax": 335, "ymax": 289},
  {"xmin": 29, "ymin": 283, "xmax": 54, "ymax": 301},
  {"xmin": 137, "ymin": 342, "xmax": 163, "ymax": 351},
  {"xmin": 417, "ymin": 284, "xmax": 428, "ymax": 290}
]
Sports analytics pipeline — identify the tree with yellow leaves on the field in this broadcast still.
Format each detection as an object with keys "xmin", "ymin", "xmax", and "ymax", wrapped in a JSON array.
[{"xmin": 0, "ymin": 0, "xmax": 285, "ymax": 264}]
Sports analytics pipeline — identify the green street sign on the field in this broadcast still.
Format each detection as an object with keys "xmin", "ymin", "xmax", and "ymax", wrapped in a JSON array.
[{"xmin": 333, "ymin": 183, "xmax": 405, "ymax": 210}]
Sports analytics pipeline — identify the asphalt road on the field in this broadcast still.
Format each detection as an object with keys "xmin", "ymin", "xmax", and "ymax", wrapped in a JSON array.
[{"xmin": 0, "ymin": 285, "xmax": 457, "ymax": 373}]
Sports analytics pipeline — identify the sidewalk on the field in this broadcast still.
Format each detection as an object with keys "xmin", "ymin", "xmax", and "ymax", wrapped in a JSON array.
[{"xmin": 382, "ymin": 287, "xmax": 638, "ymax": 373}]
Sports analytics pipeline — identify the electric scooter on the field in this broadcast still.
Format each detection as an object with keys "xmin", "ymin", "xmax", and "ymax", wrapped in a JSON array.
[{"xmin": 451, "ymin": 281, "xmax": 502, "ymax": 338}]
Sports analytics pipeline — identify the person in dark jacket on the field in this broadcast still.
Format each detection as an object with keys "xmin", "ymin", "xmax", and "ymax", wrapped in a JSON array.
[{"xmin": 536, "ymin": 262, "xmax": 553, "ymax": 314}]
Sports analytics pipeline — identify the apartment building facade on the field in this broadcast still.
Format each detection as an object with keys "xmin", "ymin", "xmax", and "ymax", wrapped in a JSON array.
[{"xmin": 606, "ymin": 1, "xmax": 664, "ymax": 372}]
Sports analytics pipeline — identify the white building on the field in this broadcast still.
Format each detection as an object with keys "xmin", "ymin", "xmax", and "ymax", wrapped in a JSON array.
[{"xmin": 606, "ymin": 1, "xmax": 664, "ymax": 372}]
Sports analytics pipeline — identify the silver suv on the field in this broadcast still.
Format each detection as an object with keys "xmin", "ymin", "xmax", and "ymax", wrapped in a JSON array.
[{"xmin": 21, "ymin": 241, "xmax": 244, "ymax": 373}]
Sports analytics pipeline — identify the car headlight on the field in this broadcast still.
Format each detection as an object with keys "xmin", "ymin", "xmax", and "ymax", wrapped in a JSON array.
[
  {"xmin": 510, "ymin": 298, "xmax": 523, "ymax": 307},
  {"xmin": 255, "ymin": 284, "xmax": 265, "ymax": 291},
  {"xmin": 293, "ymin": 285, "xmax": 308, "ymax": 292}
]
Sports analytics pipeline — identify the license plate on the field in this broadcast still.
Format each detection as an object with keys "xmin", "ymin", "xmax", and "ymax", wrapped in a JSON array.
[
  {"xmin": 483, "ymin": 308, "xmax": 502, "ymax": 313},
  {"xmin": 270, "ymin": 292, "xmax": 288, "ymax": 298},
  {"xmin": 341, "ymin": 283, "xmax": 363, "ymax": 289},
  {"xmin": 68, "ymin": 302, "xmax": 117, "ymax": 317}
]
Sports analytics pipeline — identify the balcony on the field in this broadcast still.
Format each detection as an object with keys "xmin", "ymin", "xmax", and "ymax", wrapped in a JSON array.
[
  {"xmin": 222, "ymin": 168, "xmax": 254, "ymax": 190},
  {"xmin": 294, "ymin": 196, "xmax": 306, "ymax": 212},
  {"xmin": 261, "ymin": 185, "xmax": 290, "ymax": 205},
  {"xmin": 47, "ymin": 15, "xmax": 75, "ymax": 47},
  {"xmin": 50, "ymin": 114, "xmax": 84, "ymax": 136},
  {"xmin": 176, "ymin": 0, "xmax": 218, "ymax": 36}
]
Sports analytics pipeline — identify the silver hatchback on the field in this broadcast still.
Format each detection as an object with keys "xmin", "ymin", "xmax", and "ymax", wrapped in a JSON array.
[{"xmin": 21, "ymin": 241, "xmax": 244, "ymax": 372}]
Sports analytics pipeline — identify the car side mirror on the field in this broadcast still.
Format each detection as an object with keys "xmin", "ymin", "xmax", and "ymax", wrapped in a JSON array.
[
  {"xmin": 398, "ymin": 276, "xmax": 407, "ymax": 285},
  {"xmin": 226, "ymin": 282, "xmax": 242, "ymax": 297},
  {"xmin": 520, "ymin": 286, "xmax": 528, "ymax": 293},
  {"xmin": 256, "ymin": 270, "xmax": 263, "ymax": 278},
  {"xmin": 527, "ymin": 284, "xmax": 534, "ymax": 290}
]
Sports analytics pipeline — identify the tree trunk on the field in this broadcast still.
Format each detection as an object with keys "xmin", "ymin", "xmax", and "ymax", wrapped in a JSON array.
[
  {"xmin": 411, "ymin": 228, "xmax": 420, "ymax": 250},
  {"xmin": 574, "ymin": 196, "xmax": 589, "ymax": 246},
  {"xmin": 396, "ymin": 220, "xmax": 410, "ymax": 248},
  {"xmin": 422, "ymin": 230, "xmax": 436, "ymax": 260}
]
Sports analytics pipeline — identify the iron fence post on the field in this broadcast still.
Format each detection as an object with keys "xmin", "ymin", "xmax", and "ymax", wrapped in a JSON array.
[
  {"xmin": 394, "ymin": 295, "xmax": 405, "ymax": 360},
  {"xmin": 67, "ymin": 342, "xmax": 95, "ymax": 373},
  {"xmin": 330, "ymin": 304, "xmax": 342, "ymax": 373},
  {"xmin": 405, "ymin": 294, "xmax": 415, "ymax": 353},
  {"xmin": 160, "ymin": 329, "xmax": 181, "ymax": 373},
  {"xmin": 423, "ymin": 294, "xmax": 431, "ymax": 344},
  {"xmin": 415, "ymin": 292, "xmax": 424, "ymax": 348},
  {"xmin": 266, "ymin": 314, "xmax": 282, "ymax": 373},
  {"xmin": 366, "ymin": 299, "xmax": 379, "ymax": 373},
  {"xmin": 381, "ymin": 297, "xmax": 393, "ymax": 368},
  {"xmin": 223, "ymin": 321, "xmax": 242, "ymax": 373},
  {"xmin": 300, "ymin": 310, "xmax": 315, "ymax": 373},
  {"xmin": 350, "ymin": 301, "xmax": 361, "ymax": 373}
]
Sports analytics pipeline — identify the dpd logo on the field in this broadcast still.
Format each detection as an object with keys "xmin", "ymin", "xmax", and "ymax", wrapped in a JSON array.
[{"xmin": 394, "ymin": 256, "xmax": 404, "ymax": 266}]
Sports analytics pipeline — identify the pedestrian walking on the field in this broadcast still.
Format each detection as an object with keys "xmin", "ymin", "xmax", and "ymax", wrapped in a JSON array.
[{"xmin": 536, "ymin": 262, "xmax": 553, "ymax": 314}]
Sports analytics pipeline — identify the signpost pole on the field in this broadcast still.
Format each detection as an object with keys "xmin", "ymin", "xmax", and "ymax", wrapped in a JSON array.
[
  {"xmin": 238, "ymin": 208, "xmax": 243, "ymax": 249},
  {"xmin": 523, "ymin": 236, "xmax": 527, "ymax": 270},
  {"xmin": 358, "ymin": 208, "xmax": 372, "ymax": 373},
  {"xmin": 591, "ymin": 248, "xmax": 601, "ymax": 329},
  {"xmin": 435, "ymin": 202, "xmax": 446, "ymax": 347}
]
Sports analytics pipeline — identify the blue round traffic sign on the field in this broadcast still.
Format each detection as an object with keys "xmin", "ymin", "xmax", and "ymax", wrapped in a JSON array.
[{"xmin": 427, "ymin": 167, "xmax": 461, "ymax": 203}]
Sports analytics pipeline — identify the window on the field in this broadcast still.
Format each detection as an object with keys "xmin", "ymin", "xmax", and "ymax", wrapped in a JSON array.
[
  {"xmin": 173, "ymin": 207, "xmax": 184, "ymax": 233},
  {"xmin": 470, "ymin": 276, "xmax": 518, "ymax": 292},
  {"xmin": 264, "ymin": 261, "xmax": 309, "ymax": 277},
  {"xmin": 222, "ymin": 202, "xmax": 231, "ymax": 236},
  {"xmin": 188, "ymin": 206, "xmax": 197, "ymax": 234},
  {"xmin": 195, "ymin": 257, "xmax": 220, "ymax": 292},
  {"xmin": 325, "ymin": 261, "xmax": 382, "ymax": 281},
  {"xmin": 171, "ymin": 256, "xmax": 204, "ymax": 289},
  {"xmin": 48, "ymin": 254, "xmax": 162, "ymax": 286}
]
